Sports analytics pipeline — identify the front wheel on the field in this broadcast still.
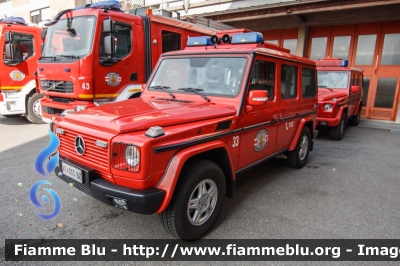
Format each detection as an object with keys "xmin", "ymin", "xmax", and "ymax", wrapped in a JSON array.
[
  {"xmin": 26, "ymin": 93, "xmax": 44, "ymax": 124},
  {"xmin": 160, "ymin": 160, "xmax": 225, "ymax": 240},
  {"xmin": 330, "ymin": 112, "xmax": 346, "ymax": 140},
  {"xmin": 287, "ymin": 126, "xmax": 311, "ymax": 169}
]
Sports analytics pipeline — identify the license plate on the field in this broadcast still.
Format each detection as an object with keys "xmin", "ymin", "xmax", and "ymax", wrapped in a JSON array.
[{"xmin": 62, "ymin": 161, "xmax": 83, "ymax": 183}]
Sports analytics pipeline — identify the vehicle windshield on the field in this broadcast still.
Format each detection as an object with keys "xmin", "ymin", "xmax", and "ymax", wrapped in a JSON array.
[
  {"xmin": 148, "ymin": 57, "xmax": 247, "ymax": 97},
  {"xmin": 317, "ymin": 71, "xmax": 349, "ymax": 89},
  {"xmin": 42, "ymin": 16, "xmax": 96, "ymax": 58}
]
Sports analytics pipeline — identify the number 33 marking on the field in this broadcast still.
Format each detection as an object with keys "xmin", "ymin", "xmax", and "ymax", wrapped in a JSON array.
[{"xmin": 232, "ymin": 136, "xmax": 239, "ymax": 147}]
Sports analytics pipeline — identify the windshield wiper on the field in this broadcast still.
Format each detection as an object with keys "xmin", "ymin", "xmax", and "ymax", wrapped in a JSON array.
[
  {"xmin": 39, "ymin": 56, "xmax": 56, "ymax": 61},
  {"xmin": 319, "ymin": 85, "xmax": 333, "ymax": 91},
  {"xmin": 178, "ymin": 88, "xmax": 210, "ymax": 102},
  {"xmin": 58, "ymin": 55, "xmax": 79, "ymax": 59},
  {"xmin": 149, "ymin": 86, "xmax": 175, "ymax": 99}
]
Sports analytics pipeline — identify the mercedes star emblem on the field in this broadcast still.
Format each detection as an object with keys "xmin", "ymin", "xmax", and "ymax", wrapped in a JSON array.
[{"xmin": 74, "ymin": 136, "xmax": 85, "ymax": 155}]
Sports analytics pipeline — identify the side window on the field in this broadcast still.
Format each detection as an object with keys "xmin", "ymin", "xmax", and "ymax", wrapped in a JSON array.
[
  {"xmin": 4, "ymin": 33, "xmax": 34, "ymax": 61},
  {"xmin": 352, "ymin": 73, "xmax": 359, "ymax": 87},
  {"xmin": 302, "ymin": 67, "xmax": 317, "ymax": 98},
  {"xmin": 281, "ymin": 64, "xmax": 298, "ymax": 99},
  {"xmin": 100, "ymin": 22, "xmax": 132, "ymax": 59},
  {"xmin": 162, "ymin": 30, "xmax": 181, "ymax": 53},
  {"xmin": 249, "ymin": 60, "xmax": 275, "ymax": 99}
]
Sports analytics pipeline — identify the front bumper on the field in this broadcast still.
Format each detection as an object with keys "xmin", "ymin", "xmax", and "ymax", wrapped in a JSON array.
[
  {"xmin": 41, "ymin": 97, "xmax": 97, "ymax": 122},
  {"xmin": 54, "ymin": 158, "xmax": 165, "ymax": 215},
  {"xmin": 316, "ymin": 108, "xmax": 343, "ymax": 127}
]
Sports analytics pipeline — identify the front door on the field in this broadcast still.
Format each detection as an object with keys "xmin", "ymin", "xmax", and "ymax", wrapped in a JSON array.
[{"xmin": 238, "ymin": 58, "xmax": 279, "ymax": 169}]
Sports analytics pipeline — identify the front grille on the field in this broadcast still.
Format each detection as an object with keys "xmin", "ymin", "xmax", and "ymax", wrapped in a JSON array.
[
  {"xmin": 42, "ymin": 106, "xmax": 64, "ymax": 115},
  {"xmin": 58, "ymin": 174, "xmax": 92, "ymax": 196},
  {"xmin": 59, "ymin": 130, "xmax": 109, "ymax": 175},
  {"xmin": 41, "ymin": 80, "xmax": 74, "ymax": 93},
  {"xmin": 50, "ymin": 97, "xmax": 74, "ymax": 103}
]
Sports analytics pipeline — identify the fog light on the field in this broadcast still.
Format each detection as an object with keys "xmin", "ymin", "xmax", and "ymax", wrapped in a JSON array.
[{"xmin": 112, "ymin": 198, "xmax": 128, "ymax": 210}]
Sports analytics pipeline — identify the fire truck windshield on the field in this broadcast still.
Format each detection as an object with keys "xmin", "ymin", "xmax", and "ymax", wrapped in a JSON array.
[
  {"xmin": 42, "ymin": 16, "xmax": 96, "ymax": 59},
  {"xmin": 148, "ymin": 57, "xmax": 247, "ymax": 97},
  {"xmin": 318, "ymin": 71, "xmax": 349, "ymax": 89}
]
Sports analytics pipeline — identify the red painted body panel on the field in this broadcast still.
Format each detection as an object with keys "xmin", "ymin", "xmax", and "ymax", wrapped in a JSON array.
[
  {"xmin": 52, "ymin": 33, "xmax": 318, "ymax": 216},
  {"xmin": 316, "ymin": 58, "xmax": 363, "ymax": 127},
  {"xmin": 0, "ymin": 23, "xmax": 42, "ymax": 116},
  {"xmin": 38, "ymin": 8, "xmax": 224, "ymax": 122}
]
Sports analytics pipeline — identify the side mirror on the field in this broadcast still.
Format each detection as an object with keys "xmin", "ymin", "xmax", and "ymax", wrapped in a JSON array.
[
  {"xmin": 4, "ymin": 31, "xmax": 13, "ymax": 42},
  {"xmin": 5, "ymin": 43, "xmax": 14, "ymax": 60},
  {"xmin": 248, "ymin": 90, "xmax": 268, "ymax": 106},
  {"xmin": 104, "ymin": 36, "xmax": 115, "ymax": 57},
  {"xmin": 351, "ymin": 85, "xmax": 360, "ymax": 93},
  {"xmin": 102, "ymin": 19, "xmax": 115, "ymax": 33}
]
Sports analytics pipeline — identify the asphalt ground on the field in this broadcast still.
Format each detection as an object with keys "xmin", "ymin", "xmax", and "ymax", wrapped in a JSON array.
[{"xmin": 1, "ymin": 115, "xmax": 400, "ymax": 265}]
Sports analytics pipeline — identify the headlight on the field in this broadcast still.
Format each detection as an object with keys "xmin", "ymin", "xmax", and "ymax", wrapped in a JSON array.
[
  {"xmin": 324, "ymin": 104, "xmax": 333, "ymax": 112},
  {"xmin": 125, "ymin": 145, "xmax": 139, "ymax": 167},
  {"xmin": 75, "ymin": 105, "xmax": 86, "ymax": 112}
]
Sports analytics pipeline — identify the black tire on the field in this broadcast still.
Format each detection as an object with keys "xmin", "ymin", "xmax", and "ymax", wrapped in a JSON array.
[
  {"xmin": 2, "ymin": 114, "xmax": 21, "ymax": 118},
  {"xmin": 329, "ymin": 112, "xmax": 346, "ymax": 140},
  {"xmin": 287, "ymin": 126, "xmax": 311, "ymax": 169},
  {"xmin": 160, "ymin": 159, "xmax": 225, "ymax": 240},
  {"xmin": 349, "ymin": 108, "xmax": 361, "ymax": 126},
  {"xmin": 26, "ymin": 93, "xmax": 44, "ymax": 124}
]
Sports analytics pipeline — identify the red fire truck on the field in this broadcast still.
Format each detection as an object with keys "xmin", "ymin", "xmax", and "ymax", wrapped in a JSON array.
[
  {"xmin": 0, "ymin": 17, "xmax": 44, "ymax": 123},
  {"xmin": 316, "ymin": 58, "xmax": 363, "ymax": 140},
  {"xmin": 38, "ymin": 1, "xmax": 232, "ymax": 123},
  {"xmin": 51, "ymin": 31, "xmax": 319, "ymax": 239}
]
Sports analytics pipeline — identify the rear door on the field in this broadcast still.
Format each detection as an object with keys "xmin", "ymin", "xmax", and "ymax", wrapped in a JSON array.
[{"xmin": 275, "ymin": 62, "xmax": 302, "ymax": 152}]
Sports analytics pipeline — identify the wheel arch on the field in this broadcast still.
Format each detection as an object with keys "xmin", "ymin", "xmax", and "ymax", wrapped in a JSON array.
[{"xmin": 155, "ymin": 140, "xmax": 235, "ymax": 214}]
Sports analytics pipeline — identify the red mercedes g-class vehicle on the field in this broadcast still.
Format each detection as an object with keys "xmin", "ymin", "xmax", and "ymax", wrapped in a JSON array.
[
  {"xmin": 316, "ymin": 58, "xmax": 363, "ymax": 140},
  {"xmin": 51, "ymin": 32, "xmax": 319, "ymax": 239}
]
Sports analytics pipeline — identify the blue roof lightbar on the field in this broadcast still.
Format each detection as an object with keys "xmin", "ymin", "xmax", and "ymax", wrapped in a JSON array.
[
  {"xmin": 187, "ymin": 36, "xmax": 213, "ymax": 47},
  {"xmin": 341, "ymin": 60, "xmax": 348, "ymax": 67},
  {"xmin": 74, "ymin": 0, "xmax": 122, "ymax": 11},
  {"xmin": 231, "ymin": 32, "xmax": 264, "ymax": 45},
  {"xmin": 0, "ymin": 17, "xmax": 26, "ymax": 25}
]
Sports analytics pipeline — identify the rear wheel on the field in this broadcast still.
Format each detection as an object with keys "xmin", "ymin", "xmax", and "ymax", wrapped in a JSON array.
[
  {"xmin": 349, "ymin": 108, "xmax": 361, "ymax": 126},
  {"xmin": 160, "ymin": 159, "xmax": 225, "ymax": 240},
  {"xmin": 26, "ymin": 93, "xmax": 44, "ymax": 124},
  {"xmin": 330, "ymin": 113, "xmax": 346, "ymax": 140},
  {"xmin": 287, "ymin": 126, "xmax": 311, "ymax": 169}
]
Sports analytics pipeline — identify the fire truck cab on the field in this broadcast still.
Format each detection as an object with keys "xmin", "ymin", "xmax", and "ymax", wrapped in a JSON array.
[
  {"xmin": 316, "ymin": 58, "xmax": 363, "ymax": 140},
  {"xmin": 0, "ymin": 17, "xmax": 43, "ymax": 123},
  {"xmin": 38, "ymin": 0, "xmax": 231, "ymax": 123},
  {"xmin": 51, "ymin": 32, "xmax": 319, "ymax": 239}
]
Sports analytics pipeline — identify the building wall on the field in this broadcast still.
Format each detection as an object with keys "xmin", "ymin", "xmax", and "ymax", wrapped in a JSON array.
[{"xmin": 0, "ymin": 1, "xmax": 13, "ymax": 18}]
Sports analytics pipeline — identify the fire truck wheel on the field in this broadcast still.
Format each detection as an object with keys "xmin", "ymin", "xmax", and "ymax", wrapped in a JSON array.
[
  {"xmin": 287, "ymin": 126, "xmax": 311, "ymax": 169},
  {"xmin": 329, "ymin": 113, "xmax": 346, "ymax": 140},
  {"xmin": 349, "ymin": 108, "xmax": 361, "ymax": 126},
  {"xmin": 26, "ymin": 93, "xmax": 44, "ymax": 124},
  {"xmin": 160, "ymin": 159, "xmax": 225, "ymax": 240}
]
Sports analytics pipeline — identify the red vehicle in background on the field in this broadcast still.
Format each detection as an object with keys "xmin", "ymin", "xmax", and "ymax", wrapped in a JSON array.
[
  {"xmin": 51, "ymin": 32, "xmax": 318, "ymax": 239},
  {"xmin": 316, "ymin": 58, "xmax": 363, "ymax": 140},
  {"xmin": 0, "ymin": 17, "xmax": 44, "ymax": 123},
  {"xmin": 38, "ymin": 1, "xmax": 233, "ymax": 123}
]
